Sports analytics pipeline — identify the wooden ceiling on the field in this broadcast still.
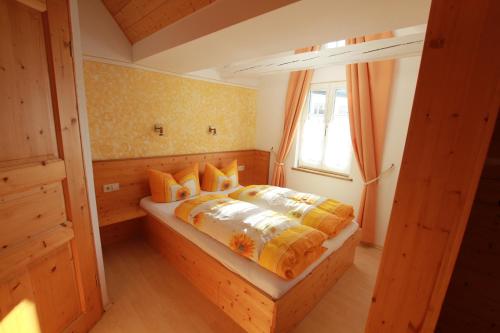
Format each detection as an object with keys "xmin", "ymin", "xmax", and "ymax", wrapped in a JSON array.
[{"xmin": 102, "ymin": 0, "xmax": 217, "ymax": 43}]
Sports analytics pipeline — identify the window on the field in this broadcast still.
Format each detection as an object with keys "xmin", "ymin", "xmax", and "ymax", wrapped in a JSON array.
[
  {"xmin": 324, "ymin": 39, "xmax": 346, "ymax": 49},
  {"xmin": 296, "ymin": 82, "xmax": 353, "ymax": 176}
]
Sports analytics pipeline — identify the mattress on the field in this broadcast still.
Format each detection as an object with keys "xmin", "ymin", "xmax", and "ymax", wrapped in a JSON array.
[{"xmin": 139, "ymin": 189, "xmax": 359, "ymax": 299}]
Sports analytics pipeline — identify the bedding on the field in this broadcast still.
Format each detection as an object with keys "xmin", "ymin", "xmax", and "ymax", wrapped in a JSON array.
[
  {"xmin": 140, "ymin": 191, "xmax": 359, "ymax": 299},
  {"xmin": 148, "ymin": 164, "xmax": 200, "ymax": 203},
  {"xmin": 173, "ymin": 164, "xmax": 201, "ymax": 196},
  {"xmin": 174, "ymin": 194, "xmax": 327, "ymax": 279},
  {"xmin": 201, "ymin": 160, "xmax": 239, "ymax": 192},
  {"xmin": 229, "ymin": 185, "xmax": 354, "ymax": 238}
]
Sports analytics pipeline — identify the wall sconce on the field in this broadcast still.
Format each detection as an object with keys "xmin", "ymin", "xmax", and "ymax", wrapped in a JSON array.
[
  {"xmin": 154, "ymin": 124, "xmax": 164, "ymax": 136},
  {"xmin": 208, "ymin": 126, "xmax": 217, "ymax": 136}
]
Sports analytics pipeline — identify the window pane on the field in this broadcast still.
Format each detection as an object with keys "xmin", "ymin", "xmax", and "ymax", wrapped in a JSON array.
[
  {"xmin": 323, "ymin": 88, "xmax": 352, "ymax": 174},
  {"xmin": 299, "ymin": 118, "xmax": 325, "ymax": 168},
  {"xmin": 333, "ymin": 88, "xmax": 348, "ymax": 116},
  {"xmin": 325, "ymin": 39, "xmax": 346, "ymax": 49},
  {"xmin": 308, "ymin": 90, "xmax": 327, "ymax": 118}
]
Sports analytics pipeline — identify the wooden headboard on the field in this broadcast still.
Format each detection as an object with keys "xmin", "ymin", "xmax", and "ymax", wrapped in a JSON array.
[{"xmin": 92, "ymin": 150, "xmax": 270, "ymax": 226}]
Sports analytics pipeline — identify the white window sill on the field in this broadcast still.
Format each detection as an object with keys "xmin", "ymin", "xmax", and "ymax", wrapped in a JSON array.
[{"xmin": 291, "ymin": 167, "xmax": 353, "ymax": 181}]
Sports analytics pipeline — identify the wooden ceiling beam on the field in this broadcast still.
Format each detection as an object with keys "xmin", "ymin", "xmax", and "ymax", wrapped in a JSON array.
[
  {"xmin": 134, "ymin": 0, "xmax": 430, "ymax": 74},
  {"xmin": 220, "ymin": 32, "xmax": 424, "ymax": 77}
]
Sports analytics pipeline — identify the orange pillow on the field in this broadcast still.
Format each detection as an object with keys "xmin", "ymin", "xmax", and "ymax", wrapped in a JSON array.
[
  {"xmin": 201, "ymin": 160, "xmax": 239, "ymax": 192},
  {"xmin": 148, "ymin": 164, "xmax": 200, "ymax": 203},
  {"xmin": 174, "ymin": 164, "xmax": 201, "ymax": 197}
]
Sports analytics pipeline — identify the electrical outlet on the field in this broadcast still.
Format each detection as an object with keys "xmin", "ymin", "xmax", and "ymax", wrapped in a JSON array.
[
  {"xmin": 103, "ymin": 183, "xmax": 120, "ymax": 193},
  {"xmin": 238, "ymin": 165, "xmax": 245, "ymax": 171}
]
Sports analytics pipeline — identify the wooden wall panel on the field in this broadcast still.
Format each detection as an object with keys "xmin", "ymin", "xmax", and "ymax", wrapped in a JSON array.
[
  {"xmin": 99, "ymin": 218, "xmax": 144, "ymax": 247},
  {"xmin": 29, "ymin": 244, "xmax": 80, "ymax": 333},
  {"xmin": 365, "ymin": 0, "xmax": 500, "ymax": 332},
  {"xmin": 0, "ymin": 270, "xmax": 39, "ymax": 333},
  {"xmin": 0, "ymin": 0, "xmax": 57, "ymax": 164},
  {"xmin": 92, "ymin": 149, "xmax": 270, "ymax": 226},
  {"xmin": 0, "ymin": 0, "xmax": 103, "ymax": 332},
  {"xmin": 436, "ymin": 118, "xmax": 500, "ymax": 332},
  {"xmin": 0, "ymin": 183, "xmax": 66, "ymax": 249},
  {"xmin": 0, "ymin": 159, "xmax": 66, "ymax": 195}
]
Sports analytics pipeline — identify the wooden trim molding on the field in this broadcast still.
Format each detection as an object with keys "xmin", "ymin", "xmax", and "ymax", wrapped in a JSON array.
[
  {"xmin": 0, "ymin": 223, "xmax": 74, "ymax": 281},
  {"xmin": 366, "ymin": 0, "xmax": 500, "ymax": 332},
  {"xmin": 16, "ymin": 0, "xmax": 46, "ymax": 11},
  {"xmin": 0, "ymin": 159, "xmax": 66, "ymax": 196},
  {"xmin": 45, "ymin": 0, "xmax": 103, "ymax": 328},
  {"xmin": 144, "ymin": 213, "xmax": 361, "ymax": 333},
  {"xmin": 92, "ymin": 150, "xmax": 270, "ymax": 226}
]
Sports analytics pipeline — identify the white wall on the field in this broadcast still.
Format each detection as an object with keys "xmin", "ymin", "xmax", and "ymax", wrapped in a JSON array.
[
  {"xmin": 77, "ymin": 0, "xmax": 259, "ymax": 87},
  {"xmin": 256, "ymin": 57, "xmax": 421, "ymax": 247},
  {"xmin": 375, "ymin": 56, "xmax": 421, "ymax": 245},
  {"xmin": 78, "ymin": 0, "xmax": 132, "ymax": 62},
  {"xmin": 69, "ymin": 0, "xmax": 110, "ymax": 308}
]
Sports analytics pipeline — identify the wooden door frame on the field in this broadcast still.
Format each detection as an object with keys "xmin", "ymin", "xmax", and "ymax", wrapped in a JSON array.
[
  {"xmin": 42, "ymin": 0, "xmax": 104, "ymax": 329},
  {"xmin": 366, "ymin": 0, "xmax": 500, "ymax": 332},
  {"xmin": 67, "ymin": 0, "xmax": 110, "ymax": 309}
]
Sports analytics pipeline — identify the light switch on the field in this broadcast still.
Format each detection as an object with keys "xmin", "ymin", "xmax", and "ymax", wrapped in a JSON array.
[
  {"xmin": 238, "ymin": 165, "xmax": 245, "ymax": 171},
  {"xmin": 103, "ymin": 183, "xmax": 120, "ymax": 192}
]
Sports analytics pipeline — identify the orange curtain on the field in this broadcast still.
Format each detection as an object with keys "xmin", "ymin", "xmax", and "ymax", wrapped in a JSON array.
[
  {"xmin": 346, "ymin": 32, "xmax": 394, "ymax": 244},
  {"xmin": 271, "ymin": 46, "xmax": 319, "ymax": 187}
]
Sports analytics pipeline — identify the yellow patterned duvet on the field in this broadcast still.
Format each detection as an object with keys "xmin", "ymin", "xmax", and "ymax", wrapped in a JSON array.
[
  {"xmin": 175, "ymin": 194, "xmax": 327, "ymax": 280},
  {"xmin": 229, "ymin": 185, "xmax": 354, "ymax": 238}
]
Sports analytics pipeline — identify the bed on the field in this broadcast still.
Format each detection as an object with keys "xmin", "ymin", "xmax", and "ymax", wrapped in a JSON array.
[{"xmin": 140, "ymin": 189, "xmax": 361, "ymax": 333}]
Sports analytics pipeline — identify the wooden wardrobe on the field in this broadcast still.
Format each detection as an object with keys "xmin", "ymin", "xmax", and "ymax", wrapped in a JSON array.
[{"xmin": 0, "ymin": 0, "xmax": 103, "ymax": 332}]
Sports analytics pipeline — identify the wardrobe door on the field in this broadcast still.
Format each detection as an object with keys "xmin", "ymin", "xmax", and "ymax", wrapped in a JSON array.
[{"xmin": 0, "ymin": 0, "xmax": 102, "ymax": 332}]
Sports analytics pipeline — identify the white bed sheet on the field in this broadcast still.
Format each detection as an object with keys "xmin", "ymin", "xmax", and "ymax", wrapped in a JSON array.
[{"xmin": 140, "ymin": 189, "xmax": 359, "ymax": 299}]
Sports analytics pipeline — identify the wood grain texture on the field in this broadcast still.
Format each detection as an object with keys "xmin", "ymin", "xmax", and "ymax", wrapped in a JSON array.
[
  {"xmin": 0, "ymin": 223, "xmax": 74, "ymax": 281},
  {"xmin": 47, "ymin": 0, "xmax": 103, "ymax": 332},
  {"xmin": 1, "ymin": 0, "xmax": 103, "ymax": 331},
  {"xmin": 145, "ymin": 214, "xmax": 274, "ymax": 333},
  {"xmin": 0, "ymin": 269, "xmax": 40, "ymax": 333},
  {"xmin": 144, "ymin": 214, "xmax": 360, "ymax": 333},
  {"xmin": 0, "ymin": 0, "xmax": 57, "ymax": 164},
  {"xmin": 91, "ymin": 238, "xmax": 381, "ymax": 333},
  {"xmin": 29, "ymin": 244, "xmax": 81, "ymax": 333},
  {"xmin": 99, "ymin": 218, "xmax": 144, "ymax": 247},
  {"xmin": 0, "ymin": 159, "xmax": 65, "ymax": 196},
  {"xmin": 436, "ymin": 118, "xmax": 500, "ymax": 332},
  {"xmin": 274, "ymin": 230, "xmax": 361, "ymax": 333},
  {"xmin": 102, "ymin": 0, "xmax": 216, "ymax": 43},
  {"xmin": 44, "ymin": 0, "xmax": 104, "ymax": 330},
  {"xmin": 365, "ymin": 0, "xmax": 500, "ymax": 332},
  {"xmin": 15, "ymin": 0, "xmax": 46, "ymax": 11},
  {"xmin": 0, "ymin": 183, "xmax": 66, "ymax": 249},
  {"xmin": 92, "ymin": 149, "xmax": 270, "ymax": 226}
]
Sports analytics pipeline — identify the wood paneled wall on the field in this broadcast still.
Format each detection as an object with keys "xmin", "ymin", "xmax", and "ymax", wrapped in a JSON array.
[
  {"xmin": 92, "ymin": 150, "xmax": 270, "ymax": 226},
  {"xmin": 436, "ymin": 118, "xmax": 500, "ymax": 332}
]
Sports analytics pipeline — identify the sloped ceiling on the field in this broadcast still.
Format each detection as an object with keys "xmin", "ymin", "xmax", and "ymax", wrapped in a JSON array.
[
  {"xmin": 102, "ymin": 0, "xmax": 299, "ymax": 45},
  {"xmin": 102, "ymin": 0, "xmax": 217, "ymax": 43}
]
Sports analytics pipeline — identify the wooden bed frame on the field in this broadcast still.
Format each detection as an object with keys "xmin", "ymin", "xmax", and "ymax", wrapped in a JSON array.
[
  {"xmin": 144, "ymin": 213, "xmax": 361, "ymax": 333},
  {"xmin": 93, "ymin": 151, "xmax": 361, "ymax": 331}
]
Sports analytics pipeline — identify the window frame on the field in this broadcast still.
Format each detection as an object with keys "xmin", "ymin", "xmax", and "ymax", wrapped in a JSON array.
[{"xmin": 295, "ymin": 81, "xmax": 353, "ymax": 178}]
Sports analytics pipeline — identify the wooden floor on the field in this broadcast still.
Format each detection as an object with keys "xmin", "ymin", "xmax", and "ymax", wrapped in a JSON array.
[{"xmin": 91, "ymin": 238, "xmax": 381, "ymax": 333}]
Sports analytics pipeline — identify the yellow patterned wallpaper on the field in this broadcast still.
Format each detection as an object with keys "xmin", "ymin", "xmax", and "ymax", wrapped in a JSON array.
[{"xmin": 83, "ymin": 61, "xmax": 257, "ymax": 160}]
